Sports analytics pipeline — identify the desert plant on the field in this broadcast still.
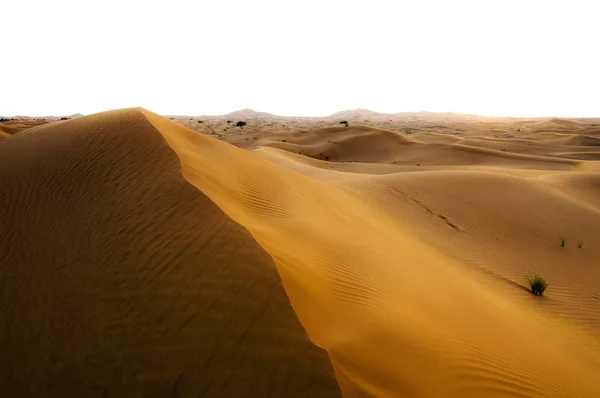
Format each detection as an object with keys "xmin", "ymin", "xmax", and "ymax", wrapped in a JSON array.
[
  {"xmin": 527, "ymin": 274, "xmax": 548, "ymax": 296},
  {"xmin": 560, "ymin": 236, "xmax": 565, "ymax": 247},
  {"xmin": 236, "ymin": 121, "xmax": 246, "ymax": 127},
  {"xmin": 282, "ymin": 139, "xmax": 286, "ymax": 142},
  {"xmin": 340, "ymin": 120, "xmax": 348, "ymax": 125},
  {"xmin": 578, "ymin": 241, "xmax": 583, "ymax": 249}
]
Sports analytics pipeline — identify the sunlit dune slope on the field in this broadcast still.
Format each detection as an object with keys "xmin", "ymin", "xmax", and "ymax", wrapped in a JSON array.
[
  {"xmin": 338, "ymin": 170, "xmax": 600, "ymax": 336},
  {"xmin": 0, "ymin": 109, "xmax": 341, "ymax": 397},
  {"xmin": 143, "ymin": 109, "xmax": 600, "ymax": 397}
]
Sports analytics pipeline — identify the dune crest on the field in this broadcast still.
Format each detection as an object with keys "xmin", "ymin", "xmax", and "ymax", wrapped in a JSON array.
[
  {"xmin": 142, "ymin": 109, "xmax": 600, "ymax": 397},
  {"xmin": 0, "ymin": 109, "xmax": 341, "ymax": 397}
]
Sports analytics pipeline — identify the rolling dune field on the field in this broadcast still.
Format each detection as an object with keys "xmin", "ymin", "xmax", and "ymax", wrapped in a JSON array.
[{"xmin": 1, "ymin": 108, "xmax": 600, "ymax": 397}]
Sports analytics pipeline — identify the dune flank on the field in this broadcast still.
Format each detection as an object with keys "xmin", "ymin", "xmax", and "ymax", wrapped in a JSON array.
[
  {"xmin": 0, "ymin": 109, "xmax": 340, "ymax": 397},
  {"xmin": 2, "ymin": 108, "xmax": 600, "ymax": 397},
  {"xmin": 144, "ymin": 109, "xmax": 600, "ymax": 396}
]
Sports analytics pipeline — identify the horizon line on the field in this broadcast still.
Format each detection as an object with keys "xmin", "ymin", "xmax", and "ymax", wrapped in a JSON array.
[{"xmin": 2, "ymin": 108, "xmax": 600, "ymax": 120}]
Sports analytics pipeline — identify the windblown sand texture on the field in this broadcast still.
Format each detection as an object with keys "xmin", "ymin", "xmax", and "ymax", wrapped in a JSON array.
[{"xmin": 2, "ymin": 108, "xmax": 600, "ymax": 397}]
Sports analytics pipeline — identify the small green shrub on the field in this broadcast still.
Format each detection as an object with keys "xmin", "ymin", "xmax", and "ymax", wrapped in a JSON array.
[
  {"xmin": 527, "ymin": 274, "xmax": 548, "ymax": 296},
  {"xmin": 236, "ymin": 121, "xmax": 246, "ymax": 127}
]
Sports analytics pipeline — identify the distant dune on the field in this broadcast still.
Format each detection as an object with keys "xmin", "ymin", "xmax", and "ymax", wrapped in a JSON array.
[
  {"xmin": 0, "ymin": 119, "xmax": 49, "ymax": 135},
  {"xmin": 529, "ymin": 118, "xmax": 585, "ymax": 131},
  {"xmin": 326, "ymin": 109, "xmax": 522, "ymax": 123},
  {"xmin": 259, "ymin": 124, "xmax": 580, "ymax": 169},
  {"xmin": 2, "ymin": 108, "xmax": 600, "ymax": 397},
  {"xmin": 263, "ymin": 125, "xmax": 418, "ymax": 163},
  {"xmin": 189, "ymin": 108, "xmax": 278, "ymax": 120},
  {"xmin": 328, "ymin": 108, "xmax": 392, "ymax": 120},
  {"xmin": 224, "ymin": 108, "xmax": 276, "ymax": 119}
]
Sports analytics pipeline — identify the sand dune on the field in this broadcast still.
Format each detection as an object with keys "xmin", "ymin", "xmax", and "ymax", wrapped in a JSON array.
[
  {"xmin": 264, "ymin": 125, "xmax": 419, "ymax": 163},
  {"xmin": 529, "ymin": 118, "xmax": 585, "ymax": 132},
  {"xmin": 261, "ymin": 125, "xmax": 581, "ymax": 170},
  {"xmin": 341, "ymin": 170, "xmax": 600, "ymax": 334},
  {"xmin": 531, "ymin": 133, "xmax": 600, "ymax": 147},
  {"xmin": 2, "ymin": 108, "xmax": 600, "ymax": 397},
  {"xmin": 143, "ymin": 109, "xmax": 600, "ymax": 396},
  {"xmin": 0, "ymin": 119, "xmax": 49, "ymax": 136},
  {"xmin": 0, "ymin": 109, "xmax": 340, "ymax": 397},
  {"xmin": 411, "ymin": 131, "xmax": 463, "ymax": 144}
]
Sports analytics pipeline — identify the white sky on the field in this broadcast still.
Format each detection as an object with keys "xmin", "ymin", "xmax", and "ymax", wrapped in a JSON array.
[{"xmin": 2, "ymin": 0, "xmax": 599, "ymax": 117}]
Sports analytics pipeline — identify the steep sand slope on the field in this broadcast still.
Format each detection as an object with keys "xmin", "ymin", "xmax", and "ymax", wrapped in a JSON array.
[
  {"xmin": 144, "ymin": 109, "xmax": 600, "ymax": 397},
  {"xmin": 0, "ymin": 109, "xmax": 341, "ymax": 397}
]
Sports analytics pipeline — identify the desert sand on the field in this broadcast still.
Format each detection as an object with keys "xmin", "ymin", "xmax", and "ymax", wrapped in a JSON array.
[
  {"xmin": 0, "ymin": 119, "xmax": 48, "ymax": 139},
  {"xmin": 1, "ymin": 108, "xmax": 600, "ymax": 397}
]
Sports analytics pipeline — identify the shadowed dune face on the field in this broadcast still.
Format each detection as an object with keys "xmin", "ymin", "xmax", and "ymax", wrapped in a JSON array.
[{"xmin": 0, "ymin": 109, "xmax": 341, "ymax": 397}]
